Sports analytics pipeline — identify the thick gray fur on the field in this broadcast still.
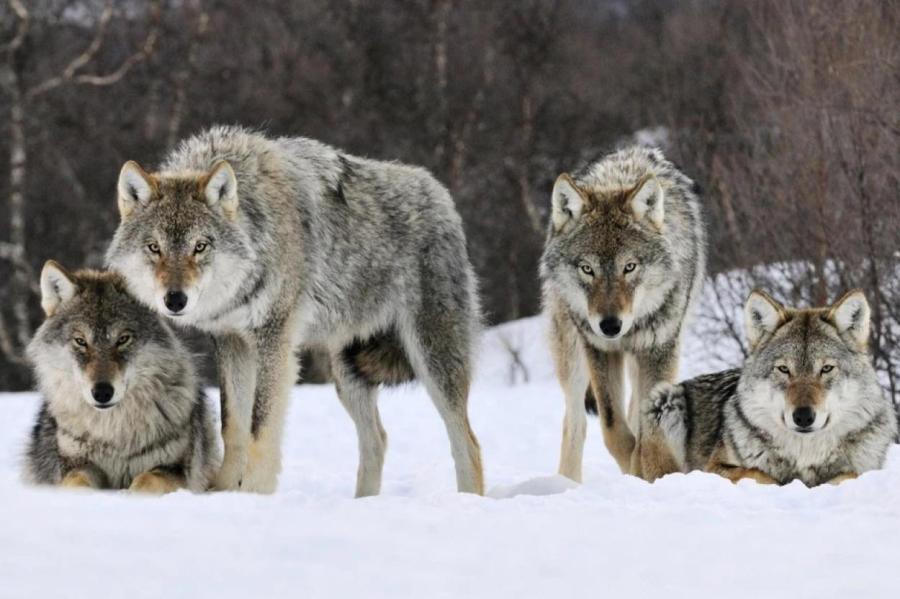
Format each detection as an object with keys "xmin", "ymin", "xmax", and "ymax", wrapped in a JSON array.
[
  {"xmin": 106, "ymin": 126, "xmax": 484, "ymax": 495},
  {"xmin": 25, "ymin": 269, "xmax": 220, "ymax": 491}
]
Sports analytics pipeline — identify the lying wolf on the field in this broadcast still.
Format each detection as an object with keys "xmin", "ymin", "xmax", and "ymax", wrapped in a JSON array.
[
  {"xmin": 107, "ymin": 126, "xmax": 484, "ymax": 495},
  {"xmin": 24, "ymin": 262, "xmax": 220, "ymax": 492},
  {"xmin": 643, "ymin": 289, "xmax": 896, "ymax": 485}
]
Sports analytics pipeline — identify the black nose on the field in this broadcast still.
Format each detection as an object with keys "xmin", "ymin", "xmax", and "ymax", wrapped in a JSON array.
[
  {"xmin": 164, "ymin": 290, "xmax": 188, "ymax": 313},
  {"xmin": 792, "ymin": 406, "xmax": 816, "ymax": 428},
  {"xmin": 92, "ymin": 382, "xmax": 115, "ymax": 405},
  {"xmin": 599, "ymin": 317, "xmax": 622, "ymax": 337}
]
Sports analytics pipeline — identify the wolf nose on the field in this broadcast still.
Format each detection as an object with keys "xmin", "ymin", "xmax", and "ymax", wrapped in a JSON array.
[
  {"xmin": 792, "ymin": 406, "xmax": 816, "ymax": 428},
  {"xmin": 599, "ymin": 317, "xmax": 622, "ymax": 337},
  {"xmin": 92, "ymin": 383, "xmax": 115, "ymax": 405},
  {"xmin": 164, "ymin": 290, "xmax": 188, "ymax": 313}
]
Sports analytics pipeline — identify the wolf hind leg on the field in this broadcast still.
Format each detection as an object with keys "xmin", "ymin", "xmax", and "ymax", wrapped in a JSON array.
[
  {"xmin": 331, "ymin": 350, "xmax": 388, "ymax": 498},
  {"xmin": 401, "ymin": 320, "xmax": 484, "ymax": 495}
]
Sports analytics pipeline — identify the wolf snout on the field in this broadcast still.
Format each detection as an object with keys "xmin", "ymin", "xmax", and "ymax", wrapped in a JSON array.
[
  {"xmin": 792, "ymin": 406, "xmax": 816, "ymax": 430},
  {"xmin": 164, "ymin": 290, "xmax": 188, "ymax": 313},
  {"xmin": 91, "ymin": 382, "xmax": 115, "ymax": 407},
  {"xmin": 599, "ymin": 316, "xmax": 622, "ymax": 338}
]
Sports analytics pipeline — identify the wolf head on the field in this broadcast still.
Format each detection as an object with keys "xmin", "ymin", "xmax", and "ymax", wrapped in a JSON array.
[
  {"xmin": 28, "ymin": 262, "xmax": 179, "ymax": 411},
  {"xmin": 542, "ymin": 170, "xmax": 674, "ymax": 340},
  {"xmin": 740, "ymin": 289, "xmax": 878, "ymax": 435},
  {"xmin": 105, "ymin": 160, "xmax": 255, "ymax": 324}
]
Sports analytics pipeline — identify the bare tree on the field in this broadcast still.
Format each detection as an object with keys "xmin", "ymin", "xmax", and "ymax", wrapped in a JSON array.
[{"xmin": 0, "ymin": 0, "xmax": 159, "ymax": 365}]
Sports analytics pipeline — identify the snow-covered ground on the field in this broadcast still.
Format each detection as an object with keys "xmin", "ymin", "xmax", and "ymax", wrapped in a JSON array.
[{"xmin": 2, "ymin": 314, "xmax": 899, "ymax": 598}]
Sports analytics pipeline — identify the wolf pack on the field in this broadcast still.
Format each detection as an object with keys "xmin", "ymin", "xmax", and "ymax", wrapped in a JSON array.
[{"xmin": 21, "ymin": 126, "xmax": 896, "ymax": 496}]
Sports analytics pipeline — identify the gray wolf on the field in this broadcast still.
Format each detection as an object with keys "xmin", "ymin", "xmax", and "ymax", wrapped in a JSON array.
[
  {"xmin": 643, "ymin": 289, "xmax": 896, "ymax": 486},
  {"xmin": 106, "ymin": 126, "xmax": 484, "ymax": 496},
  {"xmin": 540, "ymin": 146, "xmax": 706, "ymax": 481},
  {"xmin": 24, "ymin": 262, "xmax": 220, "ymax": 493}
]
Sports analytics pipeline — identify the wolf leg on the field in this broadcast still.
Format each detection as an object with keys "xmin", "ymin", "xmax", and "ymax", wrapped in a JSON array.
[
  {"xmin": 60, "ymin": 466, "xmax": 105, "ymax": 490},
  {"xmin": 213, "ymin": 333, "xmax": 257, "ymax": 491},
  {"xmin": 827, "ymin": 472, "xmax": 858, "ymax": 485},
  {"xmin": 632, "ymin": 342, "xmax": 680, "ymax": 479},
  {"xmin": 129, "ymin": 467, "xmax": 186, "ymax": 495},
  {"xmin": 550, "ymin": 312, "xmax": 589, "ymax": 482},
  {"xmin": 242, "ymin": 321, "xmax": 297, "ymax": 494},
  {"xmin": 584, "ymin": 346, "xmax": 634, "ymax": 474},
  {"xmin": 705, "ymin": 446, "xmax": 778, "ymax": 485},
  {"xmin": 639, "ymin": 383, "xmax": 688, "ymax": 482},
  {"xmin": 402, "ymin": 323, "xmax": 484, "ymax": 495},
  {"xmin": 331, "ymin": 352, "xmax": 387, "ymax": 497}
]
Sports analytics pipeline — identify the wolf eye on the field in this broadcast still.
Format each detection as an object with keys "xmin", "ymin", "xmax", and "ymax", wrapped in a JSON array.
[
  {"xmin": 116, "ymin": 334, "xmax": 132, "ymax": 347},
  {"xmin": 73, "ymin": 337, "xmax": 87, "ymax": 348},
  {"xmin": 821, "ymin": 365, "xmax": 834, "ymax": 374},
  {"xmin": 579, "ymin": 263, "xmax": 594, "ymax": 276},
  {"xmin": 147, "ymin": 242, "xmax": 161, "ymax": 255},
  {"xmin": 194, "ymin": 241, "xmax": 208, "ymax": 254},
  {"xmin": 776, "ymin": 365, "xmax": 791, "ymax": 375},
  {"xmin": 623, "ymin": 262, "xmax": 637, "ymax": 274}
]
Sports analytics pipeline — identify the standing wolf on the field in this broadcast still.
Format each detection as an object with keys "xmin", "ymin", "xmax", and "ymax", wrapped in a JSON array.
[
  {"xmin": 643, "ymin": 290, "xmax": 896, "ymax": 486},
  {"xmin": 25, "ymin": 262, "xmax": 219, "ymax": 492},
  {"xmin": 107, "ymin": 126, "xmax": 484, "ymax": 495},
  {"xmin": 541, "ymin": 146, "xmax": 705, "ymax": 481}
]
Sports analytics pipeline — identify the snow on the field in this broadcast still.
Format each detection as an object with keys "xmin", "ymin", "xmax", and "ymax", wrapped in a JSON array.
[{"xmin": 2, "ymin": 314, "xmax": 899, "ymax": 598}]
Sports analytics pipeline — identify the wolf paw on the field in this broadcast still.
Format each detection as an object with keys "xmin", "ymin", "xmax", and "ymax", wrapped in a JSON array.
[{"xmin": 129, "ymin": 471, "xmax": 181, "ymax": 495}]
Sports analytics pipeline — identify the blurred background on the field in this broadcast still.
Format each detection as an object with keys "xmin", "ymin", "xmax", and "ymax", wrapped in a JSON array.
[{"xmin": 0, "ymin": 0, "xmax": 897, "ymax": 401}]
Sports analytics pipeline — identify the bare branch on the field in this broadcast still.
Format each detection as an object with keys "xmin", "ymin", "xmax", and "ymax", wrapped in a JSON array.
[
  {"xmin": 1, "ymin": 0, "xmax": 29, "ymax": 56},
  {"xmin": 26, "ymin": 1, "xmax": 159, "ymax": 99}
]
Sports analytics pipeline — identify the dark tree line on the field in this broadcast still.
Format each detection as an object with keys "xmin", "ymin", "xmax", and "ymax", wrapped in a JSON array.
[{"xmin": 1, "ymin": 0, "xmax": 898, "ymax": 399}]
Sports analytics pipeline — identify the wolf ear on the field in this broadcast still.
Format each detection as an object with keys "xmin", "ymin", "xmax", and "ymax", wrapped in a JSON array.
[
  {"xmin": 829, "ymin": 290, "xmax": 870, "ymax": 350},
  {"xmin": 626, "ymin": 175, "xmax": 665, "ymax": 228},
  {"xmin": 40, "ymin": 260, "xmax": 77, "ymax": 317},
  {"xmin": 551, "ymin": 174, "xmax": 589, "ymax": 232},
  {"xmin": 744, "ymin": 290, "xmax": 786, "ymax": 350},
  {"xmin": 117, "ymin": 161, "xmax": 156, "ymax": 219},
  {"xmin": 203, "ymin": 161, "xmax": 238, "ymax": 217}
]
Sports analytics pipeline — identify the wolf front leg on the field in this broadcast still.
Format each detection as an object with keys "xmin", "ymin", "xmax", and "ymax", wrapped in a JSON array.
[
  {"xmin": 632, "ymin": 341, "xmax": 680, "ymax": 480},
  {"xmin": 584, "ymin": 345, "xmax": 635, "ymax": 474},
  {"xmin": 60, "ymin": 465, "xmax": 106, "ymax": 490},
  {"xmin": 550, "ymin": 312, "xmax": 590, "ymax": 482},
  {"xmin": 240, "ymin": 318, "xmax": 298, "ymax": 494},
  {"xmin": 129, "ymin": 467, "xmax": 186, "ymax": 495},
  {"xmin": 213, "ymin": 333, "xmax": 258, "ymax": 491},
  {"xmin": 705, "ymin": 446, "xmax": 778, "ymax": 485},
  {"xmin": 827, "ymin": 472, "xmax": 859, "ymax": 485}
]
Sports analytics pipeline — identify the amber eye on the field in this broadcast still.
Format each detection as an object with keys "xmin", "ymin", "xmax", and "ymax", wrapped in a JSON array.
[
  {"xmin": 776, "ymin": 365, "xmax": 790, "ymax": 375},
  {"xmin": 147, "ymin": 242, "xmax": 161, "ymax": 255},
  {"xmin": 73, "ymin": 337, "xmax": 87, "ymax": 348},
  {"xmin": 194, "ymin": 241, "xmax": 208, "ymax": 254},
  {"xmin": 116, "ymin": 334, "xmax": 132, "ymax": 347},
  {"xmin": 623, "ymin": 262, "xmax": 637, "ymax": 274},
  {"xmin": 821, "ymin": 364, "xmax": 834, "ymax": 374},
  {"xmin": 579, "ymin": 263, "xmax": 594, "ymax": 276}
]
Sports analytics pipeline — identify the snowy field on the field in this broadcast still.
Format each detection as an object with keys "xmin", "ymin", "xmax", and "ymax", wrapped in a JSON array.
[{"xmin": 2, "ymin": 313, "xmax": 899, "ymax": 598}]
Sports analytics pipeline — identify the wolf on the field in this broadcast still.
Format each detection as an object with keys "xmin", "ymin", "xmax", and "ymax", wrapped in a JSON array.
[
  {"xmin": 540, "ymin": 146, "xmax": 706, "ymax": 481},
  {"xmin": 106, "ymin": 126, "xmax": 484, "ymax": 496},
  {"xmin": 24, "ymin": 262, "xmax": 220, "ymax": 493},
  {"xmin": 643, "ymin": 289, "xmax": 897, "ymax": 486}
]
